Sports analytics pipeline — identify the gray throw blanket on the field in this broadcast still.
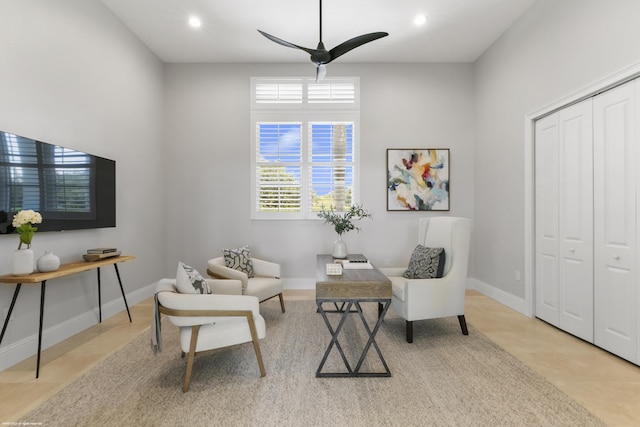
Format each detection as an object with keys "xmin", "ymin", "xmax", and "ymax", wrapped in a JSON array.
[{"xmin": 150, "ymin": 279, "xmax": 177, "ymax": 354}]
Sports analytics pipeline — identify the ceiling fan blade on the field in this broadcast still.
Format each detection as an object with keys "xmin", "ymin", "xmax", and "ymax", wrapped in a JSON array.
[
  {"xmin": 328, "ymin": 32, "xmax": 389, "ymax": 63},
  {"xmin": 316, "ymin": 64, "xmax": 327, "ymax": 82},
  {"xmin": 257, "ymin": 30, "xmax": 317, "ymax": 56},
  {"xmin": 258, "ymin": 0, "xmax": 389, "ymax": 77}
]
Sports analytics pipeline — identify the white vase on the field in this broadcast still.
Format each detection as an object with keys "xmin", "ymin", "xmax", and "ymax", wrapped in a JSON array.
[
  {"xmin": 332, "ymin": 234, "xmax": 347, "ymax": 259},
  {"xmin": 12, "ymin": 248, "xmax": 34, "ymax": 276},
  {"xmin": 37, "ymin": 250, "xmax": 60, "ymax": 272}
]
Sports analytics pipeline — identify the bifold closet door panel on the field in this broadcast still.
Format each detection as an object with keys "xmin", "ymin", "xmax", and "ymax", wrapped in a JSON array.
[
  {"xmin": 557, "ymin": 100, "xmax": 594, "ymax": 342},
  {"xmin": 535, "ymin": 113, "xmax": 560, "ymax": 326},
  {"xmin": 593, "ymin": 79, "xmax": 638, "ymax": 363},
  {"xmin": 534, "ymin": 99, "xmax": 594, "ymax": 342}
]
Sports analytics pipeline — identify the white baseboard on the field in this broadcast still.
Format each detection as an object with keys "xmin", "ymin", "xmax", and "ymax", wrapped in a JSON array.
[
  {"xmin": 283, "ymin": 277, "xmax": 530, "ymax": 318},
  {"xmin": 1, "ymin": 277, "xmax": 530, "ymax": 372},
  {"xmin": 282, "ymin": 277, "xmax": 530, "ymax": 318},
  {"xmin": 468, "ymin": 278, "xmax": 530, "ymax": 316},
  {"xmin": 283, "ymin": 278, "xmax": 316, "ymax": 290},
  {"xmin": 0, "ymin": 282, "xmax": 156, "ymax": 372}
]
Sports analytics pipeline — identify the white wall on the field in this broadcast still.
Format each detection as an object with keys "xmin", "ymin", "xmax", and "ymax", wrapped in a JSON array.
[
  {"xmin": 473, "ymin": 0, "xmax": 640, "ymax": 305},
  {"xmin": 163, "ymin": 63, "xmax": 475, "ymax": 285},
  {"xmin": 0, "ymin": 0, "xmax": 165, "ymax": 368}
]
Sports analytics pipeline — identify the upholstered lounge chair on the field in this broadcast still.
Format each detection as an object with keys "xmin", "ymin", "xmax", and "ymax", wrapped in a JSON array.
[
  {"xmin": 380, "ymin": 217, "xmax": 471, "ymax": 343},
  {"xmin": 154, "ymin": 278, "xmax": 266, "ymax": 392},
  {"xmin": 207, "ymin": 256, "xmax": 285, "ymax": 313}
]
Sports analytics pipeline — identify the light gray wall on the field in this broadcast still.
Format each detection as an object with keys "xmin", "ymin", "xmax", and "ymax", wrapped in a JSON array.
[
  {"xmin": 0, "ymin": 0, "xmax": 165, "ymax": 365},
  {"xmin": 163, "ymin": 63, "xmax": 475, "ymax": 283},
  {"xmin": 473, "ymin": 0, "xmax": 640, "ymax": 299},
  {"xmin": 0, "ymin": 1, "xmax": 475, "ymax": 370},
  {"xmin": 11, "ymin": 0, "xmax": 637, "ymax": 368}
]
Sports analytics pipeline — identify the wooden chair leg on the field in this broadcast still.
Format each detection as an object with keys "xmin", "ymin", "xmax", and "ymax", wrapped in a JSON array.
[
  {"xmin": 183, "ymin": 325, "xmax": 200, "ymax": 393},
  {"xmin": 278, "ymin": 293, "xmax": 286, "ymax": 313},
  {"xmin": 458, "ymin": 315, "xmax": 469, "ymax": 335},
  {"xmin": 406, "ymin": 320, "xmax": 414, "ymax": 343},
  {"xmin": 246, "ymin": 313, "xmax": 266, "ymax": 377}
]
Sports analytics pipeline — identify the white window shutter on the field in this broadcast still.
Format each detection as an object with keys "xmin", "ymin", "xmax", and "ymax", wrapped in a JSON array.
[
  {"xmin": 255, "ymin": 83, "xmax": 303, "ymax": 104},
  {"xmin": 251, "ymin": 77, "xmax": 359, "ymax": 219}
]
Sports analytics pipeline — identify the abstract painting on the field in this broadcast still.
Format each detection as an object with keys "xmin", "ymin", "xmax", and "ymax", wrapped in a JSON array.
[{"xmin": 387, "ymin": 149, "xmax": 450, "ymax": 211}]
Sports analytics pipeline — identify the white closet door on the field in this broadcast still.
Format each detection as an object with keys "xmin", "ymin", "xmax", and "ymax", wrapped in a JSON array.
[
  {"xmin": 535, "ymin": 99, "xmax": 594, "ymax": 341},
  {"xmin": 593, "ymin": 80, "xmax": 638, "ymax": 363},
  {"xmin": 557, "ymin": 100, "xmax": 594, "ymax": 341},
  {"xmin": 535, "ymin": 113, "xmax": 560, "ymax": 326}
]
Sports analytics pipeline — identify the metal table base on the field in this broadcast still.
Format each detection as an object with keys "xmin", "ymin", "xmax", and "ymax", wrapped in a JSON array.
[{"xmin": 316, "ymin": 299, "xmax": 391, "ymax": 378}]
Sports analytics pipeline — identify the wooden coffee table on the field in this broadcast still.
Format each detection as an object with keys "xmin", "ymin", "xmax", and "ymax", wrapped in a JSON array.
[{"xmin": 315, "ymin": 254, "xmax": 392, "ymax": 378}]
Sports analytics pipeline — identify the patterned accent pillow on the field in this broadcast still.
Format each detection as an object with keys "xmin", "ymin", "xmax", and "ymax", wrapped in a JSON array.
[
  {"xmin": 176, "ymin": 262, "xmax": 212, "ymax": 294},
  {"xmin": 223, "ymin": 246, "xmax": 255, "ymax": 278},
  {"xmin": 402, "ymin": 245, "xmax": 446, "ymax": 279}
]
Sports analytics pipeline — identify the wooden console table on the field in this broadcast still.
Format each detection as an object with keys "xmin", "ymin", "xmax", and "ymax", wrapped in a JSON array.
[{"xmin": 0, "ymin": 255, "xmax": 135, "ymax": 378}]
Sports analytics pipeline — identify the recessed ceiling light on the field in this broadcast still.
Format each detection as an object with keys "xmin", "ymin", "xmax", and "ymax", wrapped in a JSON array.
[
  {"xmin": 188, "ymin": 16, "xmax": 202, "ymax": 28},
  {"xmin": 414, "ymin": 14, "xmax": 427, "ymax": 26}
]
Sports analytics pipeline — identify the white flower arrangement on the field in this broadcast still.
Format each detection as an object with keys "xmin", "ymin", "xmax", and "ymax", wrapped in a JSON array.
[{"xmin": 12, "ymin": 209, "xmax": 43, "ymax": 249}]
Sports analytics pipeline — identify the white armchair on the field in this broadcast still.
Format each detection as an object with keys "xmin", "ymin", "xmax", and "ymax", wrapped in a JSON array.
[
  {"xmin": 380, "ymin": 217, "xmax": 471, "ymax": 343},
  {"xmin": 207, "ymin": 256, "xmax": 285, "ymax": 313},
  {"xmin": 155, "ymin": 278, "xmax": 266, "ymax": 392}
]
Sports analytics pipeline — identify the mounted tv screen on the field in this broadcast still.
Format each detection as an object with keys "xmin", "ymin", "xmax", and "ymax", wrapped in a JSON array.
[{"xmin": 0, "ymin": 130, "xmax": 116, "ymax": 233}]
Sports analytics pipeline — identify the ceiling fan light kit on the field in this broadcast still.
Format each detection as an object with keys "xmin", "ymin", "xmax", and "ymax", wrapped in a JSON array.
[{"xmin": 258, "ymin": 0, "xmax": 388, "ymax": 81}]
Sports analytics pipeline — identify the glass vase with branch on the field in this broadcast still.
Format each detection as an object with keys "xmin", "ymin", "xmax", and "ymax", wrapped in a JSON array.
[{"xmin": 317, "ymin": 204, "xmax": 371, "ymax": 258}]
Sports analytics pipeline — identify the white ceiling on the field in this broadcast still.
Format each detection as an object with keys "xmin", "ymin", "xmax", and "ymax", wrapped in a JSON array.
[{"xmin": 100, "ymin": 0, "xmax": 536, "ymax": 64}]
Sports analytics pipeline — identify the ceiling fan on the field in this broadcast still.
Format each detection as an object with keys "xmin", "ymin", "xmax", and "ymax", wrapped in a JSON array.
[{"xmin": 258, "ymin": 0, "xmax": 389, "ymax": 81}]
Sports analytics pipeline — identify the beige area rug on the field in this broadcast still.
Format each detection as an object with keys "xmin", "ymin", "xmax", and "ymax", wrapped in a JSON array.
[{"xmin": 21, "ymin": 299, "xmax": 604, "ymax": 426}]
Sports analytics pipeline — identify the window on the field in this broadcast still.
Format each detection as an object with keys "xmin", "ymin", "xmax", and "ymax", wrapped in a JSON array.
[
  {"xmin": 0, "ymin": 133, "xmax": 95, "ymax": 220},
  {"xmin": 251, "ymin": 77, "xmax": 360, "ymax": 219}
]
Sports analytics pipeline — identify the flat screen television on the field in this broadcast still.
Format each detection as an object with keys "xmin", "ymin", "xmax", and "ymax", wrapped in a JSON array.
[{"xmin": 0, "ymin": 130, "xmax": 116, "ymax": 233}]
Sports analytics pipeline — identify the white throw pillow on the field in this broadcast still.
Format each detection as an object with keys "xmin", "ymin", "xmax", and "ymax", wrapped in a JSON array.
[{"xmin": 176, "ymin": 262, "xmax": 211, "ymax": 294}]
